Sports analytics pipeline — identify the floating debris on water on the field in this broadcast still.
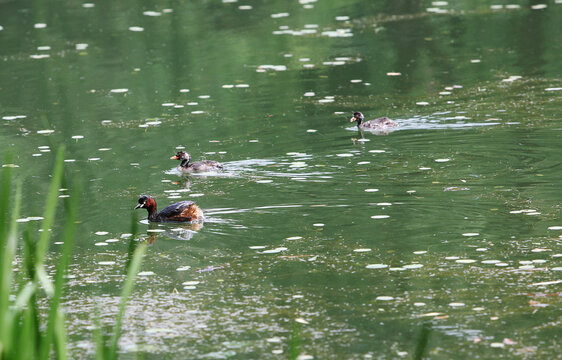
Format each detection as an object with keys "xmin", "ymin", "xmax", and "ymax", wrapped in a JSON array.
[
  {"xmin": 365, "ymin": 189, "xmax": 379, "ymax": 192},
  {"xmin": 110, "ymin": 88, "xmax": 128, "ymax": 93},
  {"xmin": 481, "ymin": 260, "xmax": 502, "ymax": 266},
  {"xmin": 289, "ymin": 162, "xmax": 307, "ymax": 168},
  {"xmin": 271, "ymin": 12, "xmax": 290, "ymax": 18},
  {"xmin": 34, "ymin": 23, "xmax": 47, "ymax": 29},
  {"xmin": 286, "ymin": 236, "xmax": 302, "ymax": 240},
  {"xmin": 321, "ymin": 28, "xmax": 352, "ymax": 38},
  {"xmin": 413, "ymin": 251, "xmax": 427, "ymax": 255},
  {"xmin": 449, "ymin": 302, "xmax": 465, "ymax": 307},
  {"xmin": 138, "ymin": 271, "xmax": 155, "ymax": 276},
  {"xmin": 435, "ymin": 158, "xmax": 451, "ymax": 162},
  {"xmin": 502, "ymin": 75, "xmax": 522, "ymax": 83},
  {"xmin": 143, "ymin": 11, "xmax": 162, "ymax": 16},
  {"xmin": 37, "ymin": 129, "xmax": 55, "ymax": 135},
  {"xmin": 418, "ymin": 312, "xmax": 444, "ymax": 318},
  {"xmin": 530, "ymin": 279, "xmax": 561, "ymax": 286},
  {"xmin": 353, "ymin": 248, "xmax": 372, "ymax": 253},
  {"xmin": 462, "ymin": 233, "xmax": 479, "ymax": 237},
  {"xmin": 386, "ymin": 72, "xmax": 401, "ymax": 76},
  {"xmin": 456, "ymin": 259, "xmax": 477, "ymax": 264},
  {"xmin": 3, "ymin": 115, "xmax": 26, "ymax": 120},
  {"xmin": 98, "ymin": 261, "xmax": 115, "ymax": 265},
  {"xmin": 371, "ymin": 215, "xmax": 390, "ymax": 219},
  {"xmin": 403, "ymin": 264, "xmax": 424, "ymax": 269},
  {"xmin": 182, "ymin": 281, "xmax": 200, "ymax": 286},
  {"xmin": 128, "ymin": 26, "xmax": 144, "ymax": 32},
  {"xmin": 260, "ymin": 247, "xmax": 288, "ymax": 254},
  {"xmin": 176, "ymin": 266, "xmax": 191, "ymax": 271},
  {"xmin": 313, "ymin": 223, "xmax": 324, "ymax": 227},
  {"xmin": 376, "ymin": 296, "xmax": 394, "ymax": 301}
]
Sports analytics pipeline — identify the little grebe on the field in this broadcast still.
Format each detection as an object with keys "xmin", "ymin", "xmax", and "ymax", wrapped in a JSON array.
[
  {"xmin": 134, "ymin": 195, "xmax": 204, "ymax": 223},
  {"xmin": 350, "ymin": 111, "xmax": 398, "ymax": 129},
  {"xmin": 171, "ymin": 151, "xmax": 223, "ymax": 172}
]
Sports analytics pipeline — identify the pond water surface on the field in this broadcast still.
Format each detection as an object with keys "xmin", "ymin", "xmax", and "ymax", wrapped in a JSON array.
[{"xmin": 1, "ymin": 0, "xmax": 561, "ymax": 359}]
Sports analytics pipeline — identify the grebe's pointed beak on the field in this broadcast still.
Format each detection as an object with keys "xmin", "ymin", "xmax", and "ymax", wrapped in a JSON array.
[
  {"xmin": 350, "ymin": 116, "xmax": 357, "ymax": 122},
  {"xmin": 170, "ymin": 155, "xmax": 179, "ymax": 160},
  {"xmin": 134, "ymin": 203, "xmax": 143, "ymax": 209}
]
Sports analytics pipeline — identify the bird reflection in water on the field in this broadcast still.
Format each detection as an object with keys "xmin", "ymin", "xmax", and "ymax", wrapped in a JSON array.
[{"xmin": 145, "ymin": 222, "xmax": 203, "ymax": 244}]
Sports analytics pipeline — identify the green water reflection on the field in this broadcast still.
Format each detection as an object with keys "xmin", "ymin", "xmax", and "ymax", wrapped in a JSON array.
[{"xmin": 1, "ymin": 0, "xmax": 561, "ymax": 358}]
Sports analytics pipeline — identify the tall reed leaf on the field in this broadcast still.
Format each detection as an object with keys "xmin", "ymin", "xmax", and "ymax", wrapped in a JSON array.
[
  {"xmin": 0, "ymin": 180, "xmax": 22, "ymax": 355},
  {"xmin": 34, "ymin": 146, "xmax": 65, "ymax": 296},
  {"xmin": 39, "ymin": 177, "xmax": 80, "ymax": 360},
  {"xmin": 108, "ymin": 242, "xmax": 147, "ymax": 359}
]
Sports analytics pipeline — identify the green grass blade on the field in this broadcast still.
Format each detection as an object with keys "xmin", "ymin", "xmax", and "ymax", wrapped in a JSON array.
[
  {"xmin": 39, "ymin": 178, "xmax": 80, "ymax": 360},
  {"xmin": 125, "ymin": 212, "xmax": 139, "ymax": 273},
  {"xmin": 53, "ymin": 309, "xmax": 68, "ymax": 360},
  {"xmin": 289, "ymin": 321, "xmax": 301, "ymax": 360},
  {"xmin": 0, "ymin": 153, "xmax": 12, "ymax": 242},
  {"xmin": 35, "ymin": 146, "xmax": 65, "ymax": 271},
  {"xmin": 0, "ymin": 180, "xmax": 21, "ymax": 353},
  {"xmin": 413, "ymin": 323, "xmax": 431, "ymax": 360},
  {"xmin": 108, "ymin": 242, "xmax": 147, "ymax": 359},
  {"xmin": 11, "ymin": 282, "xmax": 36, "ymax": 312}
]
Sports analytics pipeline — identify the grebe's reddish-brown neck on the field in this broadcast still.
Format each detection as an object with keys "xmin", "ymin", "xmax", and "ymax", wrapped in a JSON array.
[{"xmin": 135, "ymin": 195, "xmax": 158, "ymax": 221}]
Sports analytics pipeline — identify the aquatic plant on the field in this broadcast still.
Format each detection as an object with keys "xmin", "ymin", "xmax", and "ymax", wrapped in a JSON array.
[{"xmin": 0, "ymin": 148, "xmax": 146, "ymax": 359}]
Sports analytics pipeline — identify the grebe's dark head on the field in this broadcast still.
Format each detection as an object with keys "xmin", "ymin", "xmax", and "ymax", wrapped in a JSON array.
[
  {"xmin": 350, "ymin": 112, "xmax": 364, "ymax": 123},
  {"xmin": 135, "ymin": 195, "xmax": 153, "ymax": 209},
  {"xmin": 170, "ymin": 151, "xmax": 190, "ymax": 161}
]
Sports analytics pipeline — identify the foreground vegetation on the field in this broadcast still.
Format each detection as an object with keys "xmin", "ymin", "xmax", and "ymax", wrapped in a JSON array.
[{"xmin": 0, "ymin": 147, "xmax": 146, "ymax": 360}]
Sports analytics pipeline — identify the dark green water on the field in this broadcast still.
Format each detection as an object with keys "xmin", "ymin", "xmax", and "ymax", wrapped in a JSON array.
[{"xmin": 1, "ymin": 0, "xmax": 561, "ymax": 358}]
